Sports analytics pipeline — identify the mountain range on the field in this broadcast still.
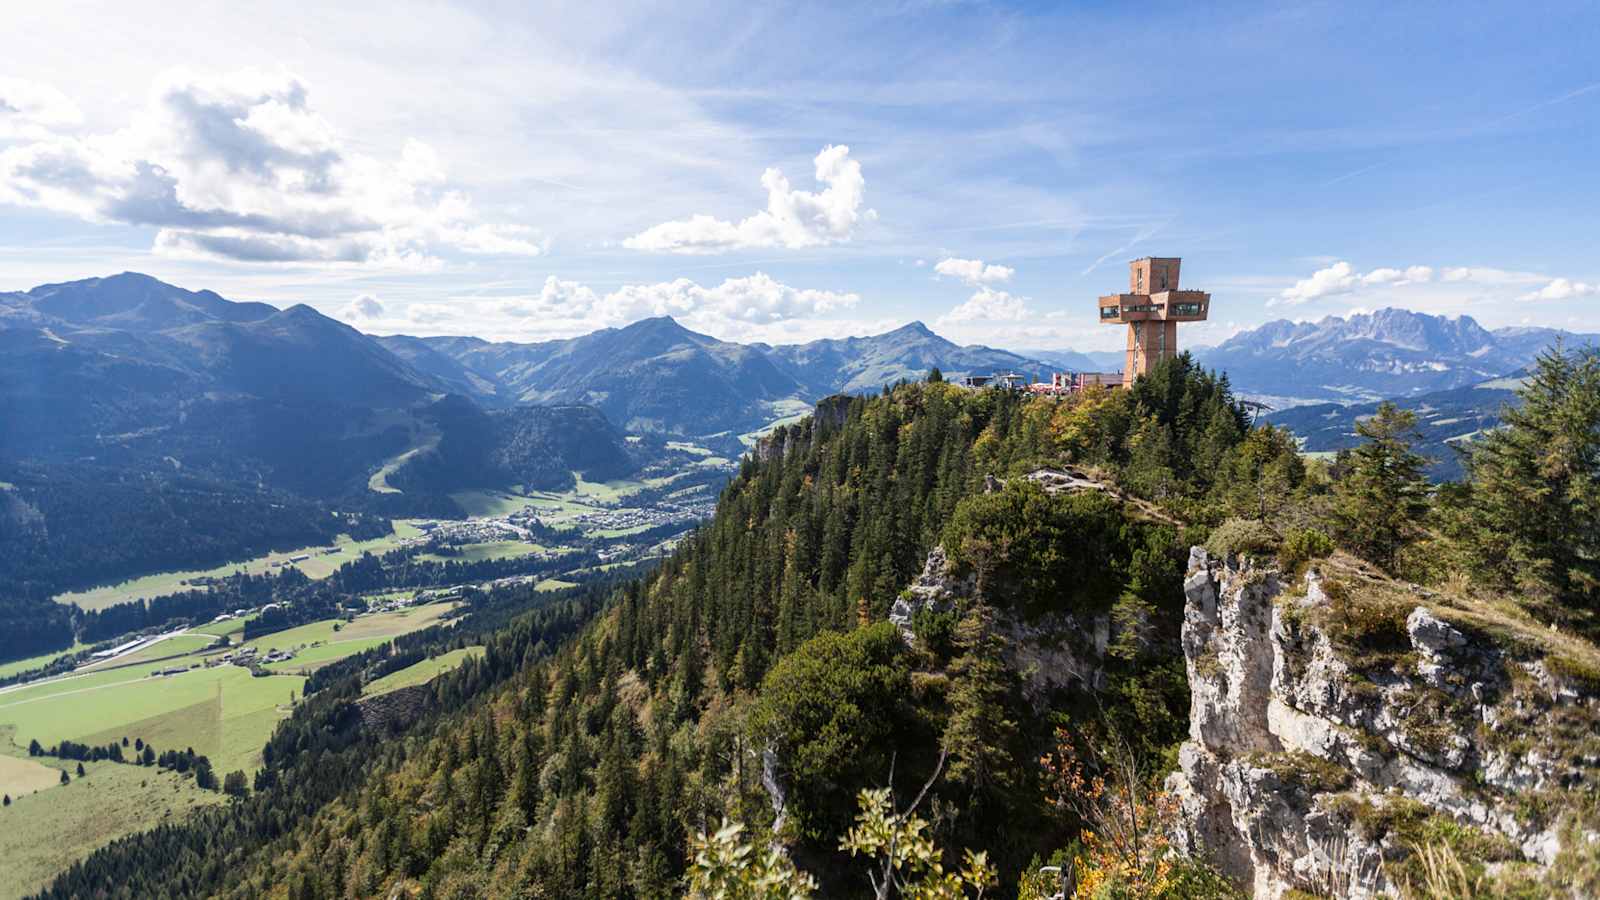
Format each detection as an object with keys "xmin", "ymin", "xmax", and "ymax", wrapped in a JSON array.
[
  {"xmin": 378, "ymin": 318, "xmax": 1062, "ymax": 435},
  {"xmin": 1193, "ymin": 307, "xmax": 1595, "ymax": 404},
  {"xmin": 6, "ymin": 276, "xmax": 1593, "ymax": 496}
]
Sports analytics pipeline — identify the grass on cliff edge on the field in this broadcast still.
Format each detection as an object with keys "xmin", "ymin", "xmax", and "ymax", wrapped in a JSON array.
[{"xmin": 1295, "ymin": 552, "xmax": 1600, "ymax": 688}]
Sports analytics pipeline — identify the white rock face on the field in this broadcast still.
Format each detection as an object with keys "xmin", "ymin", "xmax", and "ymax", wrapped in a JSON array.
[
  {"xmin": 892, "ymin": 543, "xmax": 1108, "ymax": 699},
  {"xmin": 1167, "ymin": 548, "xmax": 1600, "ymax": 898}
]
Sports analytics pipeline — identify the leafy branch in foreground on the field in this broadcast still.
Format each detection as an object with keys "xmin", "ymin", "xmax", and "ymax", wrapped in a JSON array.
[{"xmin": 687, "ymin": 750, "xmax": 997, "ymax": 899}]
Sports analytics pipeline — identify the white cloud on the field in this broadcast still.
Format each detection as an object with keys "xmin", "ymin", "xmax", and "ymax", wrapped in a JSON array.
[
  {"xmin": 0, "ymin": 77, "xmax": 84, "ymax": 139},
  {"xmin": 623, "ymin": 144, "xmax": 874, "ymax": 254},
  {"xmin": 0, "ymin": 68, "xmax": 541, "ymax": 266},
  {"xmin": 486, "ymin": 271, "xmax": 860, "ymax": 339},
  {"xmin": 342, "ymin": 294, "xmax": 385, "ymax": 319},
  {"xmin": 1361, "ymin": 265, "xmax": 1433, "ymax": 286},
  {"xmin": 938, "ymin": 286, "xmax": 1029, "ymax": 323},
  {"xmin": 1273, "ymin": 261, "xmax": 1358, "ymax": 306},
  {"xmin": 1272, "ymin": 261, "xmax": 1434, "ymax": 307},
  {"xmin": 933, "ymin": 256, "xmax": 1014, "ymax": 286},
  {"xmin": 1518, "ymin": 278, "xmax": 1598, "ymax": 301},
  {"xmin": 1440, "ymin": 266, "xmax": 1546, "ymax": 286}
]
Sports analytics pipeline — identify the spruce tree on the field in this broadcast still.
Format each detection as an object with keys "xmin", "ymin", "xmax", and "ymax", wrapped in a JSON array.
[
  {"xmin": 1463, "ymin": 342, "xmax": 1600, "ymax": 606},
  {"xmin": 1330, "ymin": 402, "xmax": 1429, "ymax": 570}
]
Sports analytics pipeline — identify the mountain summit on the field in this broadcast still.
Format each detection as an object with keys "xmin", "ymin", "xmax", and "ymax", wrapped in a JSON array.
[{"xmin": 1197, "ymin": 307, "xmax": 1596, "ymax": 402}]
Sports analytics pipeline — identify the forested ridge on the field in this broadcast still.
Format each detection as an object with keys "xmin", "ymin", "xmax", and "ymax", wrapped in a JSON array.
[{"xmin": 37, "ymin": 345, "xmax": 1600, "ymax": 898}]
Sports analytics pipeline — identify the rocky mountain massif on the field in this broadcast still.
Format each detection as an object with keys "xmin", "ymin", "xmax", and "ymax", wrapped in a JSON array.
[
  {"xmin": 1170, "ymin": 548, "xmax": 1600, "ymax": 897},
  {"xmin": 1196, "ymin": 307, "xmax": 1596, "ymax": 404},
  {"xmin": 385, "ymin": 319, "xmax": 1058, "ymax": 436}
]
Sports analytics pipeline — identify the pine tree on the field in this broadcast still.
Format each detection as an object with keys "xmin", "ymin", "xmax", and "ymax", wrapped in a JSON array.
[
  {"xmin": 1463, "ymin": 342, "xmax": 1600, "ymax": 606},
  {"xmin": 1330, "ymin": 402, "xmax": 1429, "ymax": 570},
  {"xmin": 940, "ymin": 603, "xmax": 1020, "ymax": 806}
]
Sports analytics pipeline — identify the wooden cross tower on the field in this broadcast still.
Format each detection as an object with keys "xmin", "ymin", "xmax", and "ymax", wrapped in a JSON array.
[{"xmin": 1097, "ymin": 257, "xmax": 1210, "ymax": 387}]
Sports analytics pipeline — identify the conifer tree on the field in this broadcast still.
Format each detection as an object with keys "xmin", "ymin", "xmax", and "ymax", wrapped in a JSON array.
[
  {"xmin": 1330, "ymin": 402, "xmax": 1429, "ymax": 570},
  {"xmin": 941, "ymin": 603, "xmax": 1020, "ymax": 805},
  {"xmin": 1462, "ymin": 342, "xmax": 1600, "ymax": 606}
]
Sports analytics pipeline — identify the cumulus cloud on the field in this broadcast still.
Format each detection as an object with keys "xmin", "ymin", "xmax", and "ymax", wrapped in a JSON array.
[
  {"xmin": 933, "ymin": 257, "xmax": 1014, "ymax": 287},
  {"xmin": 0, "ymin": 68, "xmax": 540, "ymax": 266},
  {"xmin": 1361, "ymin": 265, "xmax": 1433, "ymax": 286},
  {"xmin": 938, "ymin": 286, "xmax": 1029, "ymax": 324},
  {"xmin": 1273, "ymin": 261, "xmax": 1358, "ymax": 306},
  {"xmin": 1518, "ymin": 278, "xmax": 1598, "ymax": 301},
  {"xmin": 0, "ymin": 77, "xmax": 84, "ymax": 139},
  {"xmin": 503, "ymin": 271, "xmax": 859, "ymax": 327},
  {"xmin": 1272, "ymin": 261, "xmax": 1435, "ymax": 306},
  {"xmin": 623, "ymin": 145, "xmax": 874, "ymax": 254},
  {"xmin": 342, "ymin": 294, "xmax": 385, "ymax": 320},
  {"xmin": 1441, "ymin": 266, "xmax": 1548, "ymax": 286}
]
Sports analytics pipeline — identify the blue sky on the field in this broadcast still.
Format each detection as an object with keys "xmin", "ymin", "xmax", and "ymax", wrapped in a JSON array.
[{"xmin": 1, "ymin": 0, "xmax": 1596, "ymax": 351}]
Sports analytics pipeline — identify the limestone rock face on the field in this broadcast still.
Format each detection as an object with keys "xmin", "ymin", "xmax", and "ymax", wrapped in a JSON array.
[
  {"xmin": 1167, "ymin": 548, "xmax": 1600, "ymax": 898},
  {"xmin": 892, "ymin": 542, "xmax": 1110, "ymax": 700}
]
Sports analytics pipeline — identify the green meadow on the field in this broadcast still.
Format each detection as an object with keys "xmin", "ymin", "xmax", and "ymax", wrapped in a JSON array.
[
  {"xmin": 363, "ymin": 646, "xmax": 485, "ymax": 696},
  {"xmin": 53, "ymin": 521, "xmax": 427, "ymax": 612},
  {"xmin": 0, "ymin": 751, "xmax": 223, "ymax": 900}
]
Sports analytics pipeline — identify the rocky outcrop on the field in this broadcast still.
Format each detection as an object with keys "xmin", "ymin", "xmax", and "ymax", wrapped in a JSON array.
[
  {"xmin": 1168, "ymin": 548, "xmax": 1600, "ymax": 898},
  {"xmin": 892, "ymin": 542, "xmax": 1110, "ymax": 702},
  {"xmin": 357, "ymin": 684, "xmax": 432, "ymax": 734}
]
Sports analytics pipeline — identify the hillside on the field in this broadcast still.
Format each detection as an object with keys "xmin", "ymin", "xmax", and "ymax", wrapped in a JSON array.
[
  {"xmin": 759, "ymin": 320, "xmax": 1055, "ymax": 394},
  {"xmin": 1266, "ymin": 374, "xmax": 1522, "ymax": 480},
  {"xmin": 36, "ymin": 349, "xmax": 1600, "ymax": 898},
  {"xmin": 34, "ymin": 362, "xmax": 1250, "ymax": 896},
  {"xmin": 0, "ymin": 275, "xmax": 654, "ymax": 635}
]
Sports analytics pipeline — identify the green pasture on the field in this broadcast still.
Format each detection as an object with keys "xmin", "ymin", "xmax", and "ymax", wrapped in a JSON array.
[
  {"xmin": 189, "ymin": 616, "xmax": 249, "ymax": 639},
  {"xmin": 77, "ymin": 634, "xmax": 220, "ymax": 673},
  {"xmin": 0, "ymin": 664, "xmax": 303, "ymax": 776},
  {"xmin": 0, "ymin": 644, "xmax": 86, "ymax": 680},
  {"xmin": 53, "ymin": 521, "xmax": 426, "ymax": 611},
  {"xmin": 0, "ymin": 753, "xmax": 223, "ymax": 900},
  {"xmin": 363, "ymin": 647, "xmax": 485, "ymax": 696}
]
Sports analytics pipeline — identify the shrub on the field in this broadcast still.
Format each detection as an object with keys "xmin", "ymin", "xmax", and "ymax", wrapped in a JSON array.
[
  {"xmin": 909, "ymin": 605, "xmax": 959, "ymax": 661},
  {"xmin": 1204, "ymin": 518, "xmax": 1279, "ymax": 560},
  {"xmin": 1279, "ymin": 527, "xmax": 1334, "ymax": 573}
]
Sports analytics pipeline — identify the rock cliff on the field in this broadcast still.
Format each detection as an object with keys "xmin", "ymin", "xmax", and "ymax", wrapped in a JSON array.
[{"xmin": 1168, "ymin": 547, "xmax": 1600, "ymax": 898}]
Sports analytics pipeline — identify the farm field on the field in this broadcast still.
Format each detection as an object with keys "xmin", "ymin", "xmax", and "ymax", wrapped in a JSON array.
[
  {"xmin": 415, "ymin": 539, "xmax": 549, "ymax": 564},
  {"xmin": 0, "ymin": 664, "xmax": 302, "ymax": 776},
  {"xmin": 0, "ymin": 644, "xmax": 86, "ymax": 680},
  {"xmin": 0, "ymin": 604, "xmax": 457, "ymax": 777},
  {"xmin": 190, "ymin": 616, "xmax": 250, "ymax": 638},
  {"xmin": 363, "ymin": 646, "xmax": 485, "ymax": 696},
  {"xmin": 241, "ymin": 602, "xmax": 459, "ymax": 655},
  {"xmin": 77, "ymin": 633, "xmax": 220, "ymax": 673},
  {"xmin": 53, "ymin": 521, "xmax": 427, "ymax": 611},
  {"xmin": 0, "ymin": 746, "xmax": 63, "ymax": 799},
  {"xmin": 0, "ymin": 755, "xmax": 223, "ymax": 900}
]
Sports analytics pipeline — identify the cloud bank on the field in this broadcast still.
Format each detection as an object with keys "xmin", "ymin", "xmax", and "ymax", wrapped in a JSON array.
[
  {"xmin": 623, "ymin": 145, "xmax": 873, "ymax": 254},
  {"xmin": 0, "ymin": 69, "xmax": 540, "ymax": 267},
  {"xmin": 341, "ymin": 271, "xmax": 862, "ymax": 343}
]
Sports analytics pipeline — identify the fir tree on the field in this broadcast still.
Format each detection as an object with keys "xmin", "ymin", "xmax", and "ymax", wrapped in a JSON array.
[
  {"xmin": 1462, "ymin": 342, "xmax": 1600, "ymax": 607},
  {"xmin": 1330, "ymin": 402, "xmax": 1429, "ymax": 571}
]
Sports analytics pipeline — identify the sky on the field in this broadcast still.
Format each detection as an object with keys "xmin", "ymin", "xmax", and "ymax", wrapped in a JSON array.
[{"xmin": 1, "ymin": 0, "xmax": 1597, "ymax": 352}]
